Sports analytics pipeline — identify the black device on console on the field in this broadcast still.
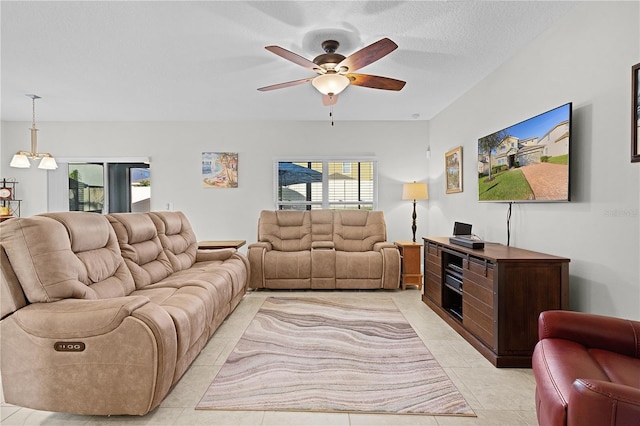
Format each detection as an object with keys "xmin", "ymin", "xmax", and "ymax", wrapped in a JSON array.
[
  {"xmin": 452, "ymin": 221, "xmax": 472, "ymax": 237},
  {"xmin": 450, "ymin": 222, "xmax": 484, "ymax": 249}
]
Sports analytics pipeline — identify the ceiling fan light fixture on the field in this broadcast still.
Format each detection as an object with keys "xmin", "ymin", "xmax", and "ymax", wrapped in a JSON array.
[{"xmin": 312, "ymin": 73, "xmax": 350, "ymax": 96}]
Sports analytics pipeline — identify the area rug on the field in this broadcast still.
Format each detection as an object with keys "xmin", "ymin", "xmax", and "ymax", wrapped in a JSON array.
[{"xmin": 197, "ymin": 296, "xmax": 475, "ymax": 416}]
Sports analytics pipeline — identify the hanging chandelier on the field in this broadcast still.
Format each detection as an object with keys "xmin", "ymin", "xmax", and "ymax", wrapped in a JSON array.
[{"xmin": 10, "ymin": 94, "xmax": 58, "ymax": 170}]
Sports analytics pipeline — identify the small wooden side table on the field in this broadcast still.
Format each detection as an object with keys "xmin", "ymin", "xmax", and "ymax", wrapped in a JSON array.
[
  {"xmin": 198, "ymin": 240, "xmax": 246, "ymax": 250},
  {"xmin": 394, "ymin": 241, "xmax": 423, "ymax": 290}
]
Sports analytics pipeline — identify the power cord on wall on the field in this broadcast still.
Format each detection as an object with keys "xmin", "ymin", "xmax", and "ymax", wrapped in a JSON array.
[{"xmin": 506, "ymin": 202, "xmax": 513, "ymax": 246}]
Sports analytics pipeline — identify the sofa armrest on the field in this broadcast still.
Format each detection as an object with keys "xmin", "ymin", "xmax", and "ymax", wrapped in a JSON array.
[
  {"xmin": 378, "ymin": 244, "xmax": 401, "ymax": 289},
  {"xmin": 538, "ymin": 310, "xmax": 640, "ymax": 358},
  {"xmin": 247, "ymin": 242, "xmax": 272, "ymax": 288},
  {"xmin": 11, "ymin": 296, "xmax": 150, "ymax": 338},
  {"xmin": 373, "ymin": 241, "xmax": 397, "ymax": 251},
  {"xmin": 1, "ymin": 297, "xmax": 178, "ymax": 415},
  {"xmin": 196, "ymin": 247, "xmax": 236, "ymax": 262},
  {"xmin": 249, "ymin": 241, "xmax": 272, "ymax": 251},
  {"xmin": 568, "ymin": 379, "xmax": 640, "ymax": 426}
]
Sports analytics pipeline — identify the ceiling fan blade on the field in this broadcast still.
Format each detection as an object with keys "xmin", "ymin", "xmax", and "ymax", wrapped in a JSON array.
[
  {"xmin": 337, "ymin": 38, "xmax": 398, "ymax": 73},
  {"xmin": 258, "ymin": 77, "xmax": 313, "ymax": 91},
  {"xmin": 265, "ymin": 45, "xmax": 318, "ymax": 71},
  {"xmin": 347, "ymin": 74, "xmax": 406, "ymax": 91},
  {"xmin": 322, "ymin": 94, "xmax": 338, "ymax": 106}
]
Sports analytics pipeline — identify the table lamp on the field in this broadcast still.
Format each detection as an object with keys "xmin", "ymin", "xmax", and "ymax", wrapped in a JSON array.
[{"xmin": 402, "ymin": 181, "xmax": 429, "ymax": 242}]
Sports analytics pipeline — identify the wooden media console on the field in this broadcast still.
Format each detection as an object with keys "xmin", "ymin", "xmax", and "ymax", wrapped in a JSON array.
[{"xmin": 422, "ymin": 237, "xmax": 570, "ymax": 367}]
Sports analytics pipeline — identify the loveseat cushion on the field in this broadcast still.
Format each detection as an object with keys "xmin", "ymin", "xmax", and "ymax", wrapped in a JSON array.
[
  {"xmin": 264, "ymin": 250, "xmax": 311, "ymax": 281},
  {"xmin": 258, "ymin": 210, "xmax": 312, "ymax": 251},
  {"xmin": 1, "ymin": 213, "xmax": 135, "ymax": 302},
  {"xmin": 310, "ymin": 209, "xmax": 333, "ymax": 242},
  {"xmin": 336, "ymin": 251, "xmax": 383, "ymax": 278},
  {"xmin": 108, "ymin": 213, "xmax": 173, "ymax": 288},
  {"xmin": 333, "ymin": 210, "xmax": 386, "ymax": 252}
]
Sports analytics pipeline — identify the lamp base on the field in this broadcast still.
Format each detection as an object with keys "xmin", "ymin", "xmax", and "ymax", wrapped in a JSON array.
[{"xmin": 411, "ymin": 200, "xmax": 417, "ymax": 243}]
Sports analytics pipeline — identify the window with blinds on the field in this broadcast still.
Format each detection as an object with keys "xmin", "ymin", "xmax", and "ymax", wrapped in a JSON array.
[{"xmin": 275, "ymin": 159, "xmax": 376, "ymax": 210}]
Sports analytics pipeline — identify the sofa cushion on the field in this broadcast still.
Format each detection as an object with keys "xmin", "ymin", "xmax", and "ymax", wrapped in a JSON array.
[
  {"xmin": 1, "ymin": 244, "xmax": 27, "ymax": 319},
  {"xmin": 108, "ymin": 213, "xmax": 173, "ymax": 288},
  {"xmin": 150, "ymin": 212, "xmax": 198, "ymax": 271},
  {"xmin": 589, "ymin": 349, "xmax": 640, "ymax": 388},
  {"xmin": 333, "ymin": 210, "xmax": 386, "ymax": 252},
  {"xmin": 131, "ymin": 285, "xmax": 212, "ymax": 381},
  {"xmin": 1, "ymin": 213, "xmax": 134, "ymax": 302},
  {"xmin": 533, "ymin": 338, "xmax": 611, "ymax": 426},
  {"xmin": 258, "ymin": 210, "xmax": 312, "ymax": 251}
]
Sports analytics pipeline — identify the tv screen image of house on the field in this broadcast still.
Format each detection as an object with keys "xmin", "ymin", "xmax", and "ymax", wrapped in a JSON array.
[{"xmin": 477, "ymin": 102, "xmax": 572, "ymax": 202}]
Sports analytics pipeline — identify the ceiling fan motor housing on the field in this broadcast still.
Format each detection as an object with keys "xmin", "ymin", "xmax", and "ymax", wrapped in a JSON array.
[{"xmin": 313, "ymin": 40, "xmax": 346, "ymax": 71}]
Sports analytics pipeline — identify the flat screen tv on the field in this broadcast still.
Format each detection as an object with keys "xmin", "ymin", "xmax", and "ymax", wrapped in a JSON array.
[{"xmin": 477, "ymin": 102, "xmax": 572, "ymax": 202}]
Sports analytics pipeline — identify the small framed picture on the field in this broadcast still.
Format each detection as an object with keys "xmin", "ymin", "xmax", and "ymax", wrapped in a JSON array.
[
  {"xmin": 632, "ymin": 62, "xmax": 640, "ymax": 163},
  {"xmin": 202, "ymin": 152, "xmax": 238, "ymax": 188},
  {"xmin": 445, "ymin": 146, "xmax": 463, "ymax": 194}
]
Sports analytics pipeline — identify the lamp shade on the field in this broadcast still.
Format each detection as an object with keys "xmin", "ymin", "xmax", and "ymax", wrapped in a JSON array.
[
  {"xmin": 10, "ymin": 154, "xmax": 31, "ymax": 168},
  {"xmin": 312, "ymin": 74, "xmax": 350, "ymax": 96},
  {"xmin": 402, "ymin": 182, "xmax": 428, "ymax": 200}
]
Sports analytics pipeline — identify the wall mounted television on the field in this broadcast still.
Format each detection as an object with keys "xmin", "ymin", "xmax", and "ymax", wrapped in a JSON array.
[{"xmin": 477, "ymin": 102, "xmax": 572, "ymax": 202}]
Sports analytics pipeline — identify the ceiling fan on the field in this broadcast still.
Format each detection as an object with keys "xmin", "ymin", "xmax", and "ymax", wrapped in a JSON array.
[{"xmin": 258, "ymin": 38, "xmax": 406, "ymax": 106}]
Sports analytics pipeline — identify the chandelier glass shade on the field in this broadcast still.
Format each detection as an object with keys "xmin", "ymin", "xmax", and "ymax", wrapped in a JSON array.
[
  {"xmin": 10, "ymin": 94, "xmax": 58, "ymax": 170},
  {"xmin": 311, "ymin": 73, "xmax": 350, "ymax": 96}
]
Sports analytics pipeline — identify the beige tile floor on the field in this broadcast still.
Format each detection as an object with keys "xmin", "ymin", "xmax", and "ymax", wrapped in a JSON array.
[{"xmin": 1, "ymin": 288, "xmax": 539, "ymax": 425}]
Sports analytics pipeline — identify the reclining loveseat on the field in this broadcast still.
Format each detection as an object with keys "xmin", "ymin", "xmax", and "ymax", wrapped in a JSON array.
[
  {"xmin": 248, "ymin": 209, "xmax": 400, "ymax": 289},
  {"xmin": 0, "ymin": 211, "xmax": 249, "ymax": 416}
]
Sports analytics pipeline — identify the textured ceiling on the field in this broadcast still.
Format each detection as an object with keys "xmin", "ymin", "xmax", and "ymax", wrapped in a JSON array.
[{"xmin": 1, "ymin": 1, "xmax": 576, "ymax": 122}]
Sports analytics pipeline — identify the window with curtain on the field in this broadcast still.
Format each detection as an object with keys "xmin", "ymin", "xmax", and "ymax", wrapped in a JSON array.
[{"xmin": 275, "ymin": 159, "xmax": 376, "ymax": 210}]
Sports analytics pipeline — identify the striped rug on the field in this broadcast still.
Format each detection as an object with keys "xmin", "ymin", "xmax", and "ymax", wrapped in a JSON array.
[{"xmin": 197, "ymin": 296, "xmax": 475, "ymax": 416}]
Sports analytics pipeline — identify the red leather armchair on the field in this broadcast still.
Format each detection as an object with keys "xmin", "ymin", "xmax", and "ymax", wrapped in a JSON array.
[{"xmin": 532, "ymin": 310, "xmax": 640, "ymax": 426}]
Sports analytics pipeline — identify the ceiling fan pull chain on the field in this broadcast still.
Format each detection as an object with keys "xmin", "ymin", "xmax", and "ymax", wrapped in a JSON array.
[{"xmin": 330, "ymin": 106, "xmax": 334, "ymax": 126}]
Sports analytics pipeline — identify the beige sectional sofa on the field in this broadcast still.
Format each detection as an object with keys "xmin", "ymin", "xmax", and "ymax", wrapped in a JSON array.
[
  {"xmin": 0, "ymin": 211, "xmax": 249, "ymax": 416},
  {"xmin": 248, "ymin": 209, "xmax": 400, "ymax": 289}
]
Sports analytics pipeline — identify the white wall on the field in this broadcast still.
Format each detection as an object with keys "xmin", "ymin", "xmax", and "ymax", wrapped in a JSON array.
[
  {"xmin": 0, "ymin": 120, "xmax": 432, "ymax": 250},
  {"xmin": 428, "ymin": 1, "xmax": 640, "ymax": 319},
  {"xmin": 1, "ymin": 2, "xmax": 637, "ymax": 319}
]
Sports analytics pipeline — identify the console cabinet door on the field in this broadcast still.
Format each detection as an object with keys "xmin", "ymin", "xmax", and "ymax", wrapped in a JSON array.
[{"xmin": 463, "ymin": 257, "xmax": 496, "ymax": 350}]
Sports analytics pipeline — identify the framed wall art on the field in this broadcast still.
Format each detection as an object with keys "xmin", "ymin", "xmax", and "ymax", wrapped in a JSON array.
[
  {"xmin": 202, "ymin": 152, "xmax": 238, "ymax": 188},
  {"xmin": 445, "ymin": 146, "xmax": 463, "ymax": 194},
  {"xmin": 632, "ymin": 62, "xmax": 640, "ymax": 163}
]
